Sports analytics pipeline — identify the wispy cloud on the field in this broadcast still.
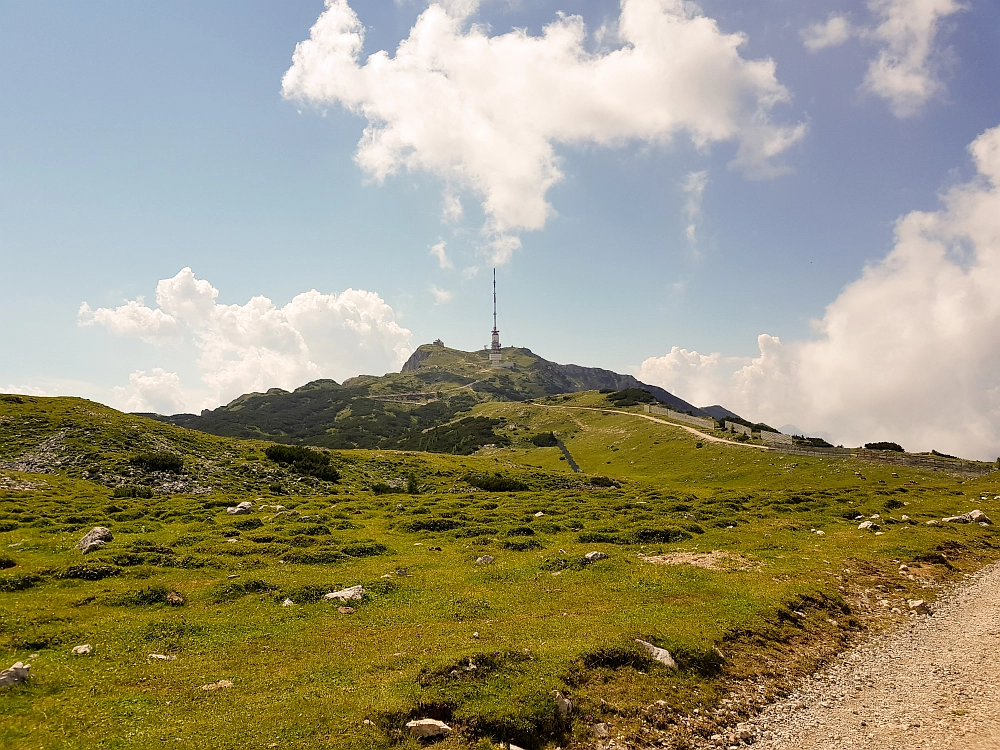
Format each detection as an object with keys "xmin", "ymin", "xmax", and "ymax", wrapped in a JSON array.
[{"xmin": 429, "ymin": 241, "xmax": 454, "ymax": 269}]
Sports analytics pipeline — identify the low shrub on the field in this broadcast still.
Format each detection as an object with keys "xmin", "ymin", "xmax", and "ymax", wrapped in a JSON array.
[
  {"xmin": 865, "ymin": 441, "xmax": 904, "ymax": 452},
  {"xmin": 341, "ymin": 541, "xmax": 389, "ymax": 557},
  {"xmin": 210, "ymin": 579, "xmax": 277, "ymax": 603},
  {"xmin": 0, "ymin": 572, "xmax": 42, "ymax": 592},
  {"xmin": 284, "ymin": 548, "xmax": 346, "ymax": 565},
  {"xmin": 587, "ymin": 476, "xmax": 619, "ymax": 488},
  {"xmin": 403, "ymin": 518, "xmax": 462, "ymax": 532},
  {"xmin": 529, "ymin": 432, "xmax": 558, "ymax": 447},
  {"xmin": 0, "ymin": 555, "xmax": 16, "ymax": 570},
  {"xmin": 130, "ymin": 451, "xmax": 184, "ymax": 473},
  {"xmin": 58, "ymin": 563, "xmax": 123, "ymax": 581},
  {"xmin": 264, "ymin": 444, "xmax": 340, "ymax": 482},
  {"xmin": 464, "ymin": 472, "xmax": 528, "ymax": 492},
  {"xmin": 113, "ymin": 485, "xmax": 154, "ymax": 499},
  {"xmin": 501, "ymin": 538, "xmax": 543, "ymax": 551},
  {"xmin": 0, "ymin": 519, "xmax": 20, "ymax": 532},
  {"xmin": 106, "ymin": 585, "xmax": 170, "ymax": 606}
]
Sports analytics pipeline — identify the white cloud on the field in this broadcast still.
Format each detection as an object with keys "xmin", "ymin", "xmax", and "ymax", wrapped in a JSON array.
[
  {"xmin": 640, "ymin": 123, "xmax": 1000, "ymax": 461},
  {"xmin": 803, "ymin": 0, "xmax": 962, "ymax": 117},
  {"xmin": 801, "ymin": 15, "xmax": 853, "ymax": 52},
  {"xmin": 429, "ymin": 285, "xmax": 453, "ymax": 304},
  {"xmin": 429, "ymin": 241, "xmax": 454, "ymax": 269},
  {"xmin": 682, "ymin": 170, "xmax": 708, "ymax": 244},
  {"xmin": 283, "ymin": 0, "xmax": 805, "ymax": 259},
  {"xmin": 863, "ymin": 0, "xmax": 962, "ymax": 117},
  {"xmin": 80, "ymin": 268, "xmax": 412, "ymax": 414},
  {"xmin": 442, "ymin": 191, "xmax": 464, "ymax": 223}
]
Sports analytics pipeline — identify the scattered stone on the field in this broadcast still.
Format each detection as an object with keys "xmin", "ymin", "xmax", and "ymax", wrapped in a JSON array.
[
  {"xmin": 635, "ymin": 639, "xmax": 678, "ymax": 668},
  {"xmin": 200, "ymin": 679, "xmax": 233, "ymax": 691},
  {"xmin": 475, "ymin": 555, "xmax": 494, "ymax": 565},
  {"xmin": 472, "ymin": 631, "xmax": 479, "ymax": 639},
  {"xmin": 76, "ymin": 527, "xmax": 113, "ymax": 552},
  {"xmin": 899, "ymin": 564, "xmax": 909, "ymax": 572},
  {"xmin": 337, "ymin": 606, "xmax": 355, "ymax": 614},
  {"xmin": 584, "ymin": 551, "xmax": 609, "ymax": 563},
  {"xmin": 149, "ymin": 654, "xmax": 176, "ymax": 661},
  {"xmin": 72, "ymin": 644, "xmax": 92, "ymax": 656},
  {"xmin": 281, "ymin": 598, "xmax": 294, "ymax": 607},
  {"xmin": 227, "ymin": 574, "xmax": 239, "ymax": 579},
  {"xmin": 0, "ymin": 662, "xmax": 30, "ymax": 688},
  {"xmin": 969, "ymin": 510, "xmax": 992, "ymax": 524},
  {"xmin": 926, "ymin": 520, "xmax": 940, "ymax": 526},
  {"xmin": 901, "ymin": 515, "xmax": 911, "ymax": 522},
  {"xmin": 405, "ymin": 718, "xmax": 451, "ymax": 738},
  {"xmin": 858, "ymin": 521, "xmax": 875, "ymax": 531},
  {"xmin": 552, "ymin": 690, "xmax": 573, "ymax": 717},
  {"xmin": 907, "ymin": 599, "xmax": 931, "ymax": 615},
  {"xmin": 534, "ymin": 511, "xmax": 545, "ymax": 517},
  {"xmin": 166, "ymin": 592, "xmax": 184, "ymax": 606},
  {"xmin": 943, "ymin": 514, "xmax": 971, "ymax": 524},
  {"xmin": 593, "ymin": 723, "xmax": 610, "ymax": 738},
  {"xmin": 324, "ymin": 585, "xmax": 365, "ymax": 602},
  {"xmin": 226, "ymin": 501, "xmax": 253, "ymax": 515}
]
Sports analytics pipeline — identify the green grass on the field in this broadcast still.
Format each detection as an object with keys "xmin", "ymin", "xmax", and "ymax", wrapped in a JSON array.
[{"xmin": 1, "ymin": 394, "xmax": 999, "ymax": 749}]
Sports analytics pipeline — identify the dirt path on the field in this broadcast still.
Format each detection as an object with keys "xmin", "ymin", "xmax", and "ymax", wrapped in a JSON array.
[
  {"xmin": 743, "ymin": 562, "xmax": 1000, "ymax": 750},
  {"xmin": 531, "ymin": 403, "xmax": 767, "ymax": 449}
]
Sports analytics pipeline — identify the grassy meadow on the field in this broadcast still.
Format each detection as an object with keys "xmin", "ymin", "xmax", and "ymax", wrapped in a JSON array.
[{"xmin": 1, "ymin": 393, "xmax": 999, "ymax": 749}]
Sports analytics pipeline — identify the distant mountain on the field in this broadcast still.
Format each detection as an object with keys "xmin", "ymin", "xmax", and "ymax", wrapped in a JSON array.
[
  {"xmin": 700, "ymin": 405, "xmax": 744, "ymax": 422},
  {"xmin": 151, "ymin": 344, "xmax": 704, "ymax": 451}
]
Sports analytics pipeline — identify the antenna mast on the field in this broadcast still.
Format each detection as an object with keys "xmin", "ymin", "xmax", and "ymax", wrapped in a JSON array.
[
  {"xmin": 489, "ymin": 268, "xmax": 503, "ymax": 366},
  {"xmin": 493, "ymin": 268, "xmax": 497, "ymax": 333}
]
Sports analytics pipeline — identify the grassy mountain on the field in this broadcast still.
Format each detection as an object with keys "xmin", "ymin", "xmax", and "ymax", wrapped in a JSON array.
[
  {"xmin": 151, "ymin": 344, "xmax": 704, "ymax": 452},
  {"xmin": 2, "ymin": 391, "xmax": 999, "ymax": 749}
]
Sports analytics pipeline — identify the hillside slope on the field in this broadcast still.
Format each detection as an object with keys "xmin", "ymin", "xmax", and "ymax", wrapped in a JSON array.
[{"xmin": 152, "ymin": 344, "xmax": 703, "ymax": 450}]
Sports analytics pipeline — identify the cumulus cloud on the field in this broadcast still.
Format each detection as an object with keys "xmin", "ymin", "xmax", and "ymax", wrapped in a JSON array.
[
  {"xmin": 79, "ymin": 268, "xmax": 412, "ymax": 414},
  {"xmin": 639, "ymin": 123, "xmax": 1000, "ymax": 461},
  {"xmin": 863, "ymin": 0, "xmax": 962, "ymax": 117},
  {"xmin": 803, "ymin": 0, "xmax": 962, "ymax": 117},
  {"xmin": 429, "ymin": 241, "xmax": 453, "ymax": 269},
  {"xmin": 801, "ymin": 15, "xmax": 853, "ymax": 51},
  {"xmin": 283, "ymin": 0, "xmax": 805, "ymax": 259}
]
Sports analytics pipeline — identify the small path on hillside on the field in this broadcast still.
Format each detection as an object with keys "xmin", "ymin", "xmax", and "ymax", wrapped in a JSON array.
[
  {"xmin": 531, "ymin": 403, "xmax": 767, "ymax": 449},
  {"xmin": 740, "ymin": 562, "xmax": 1000, "ymax": 750}
]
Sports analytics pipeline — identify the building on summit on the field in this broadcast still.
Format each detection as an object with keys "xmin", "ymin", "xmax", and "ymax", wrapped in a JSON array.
[{"xmin": 486, "ymin": 269, "xmax": 513, "ymax": 369}]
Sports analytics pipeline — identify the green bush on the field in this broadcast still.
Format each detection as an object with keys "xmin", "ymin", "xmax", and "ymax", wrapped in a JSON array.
[
  {"xmin": 113, "ymin": 485, "xmax": 154, "ymax": 499},
  {"xmin": 264, "ymin": 444, "xmax": 340, "ymax": 482},
  {"xmin": 865, "ymin": 441, "xmax": 904, "ymax": 452},
  {"xmin": 130, "ymin": 451, "xmax": 184, "ymax": 473},
  {"xmin": 605, "ymin": 388, "xmax": 658, "ymax": 407},
  {"xmin": 529, "ymin": 432, "xmax": 558, "ymax": 447},
  {"xmin": 341, "ymin": 541, "xmax": 389, "ymax": 557},
  {"xmin": 501, "ymin": 538, "xmax": 543, "ymax": 551},
  {"xmin": 0, "ymin": 519, "xmax": 19, "ymax": 532},
  {"xmin": 210, "ymin": 579, "xmax": 277, "ymax": 603},
  {"xmin": 464, "ymin": 472, "xmax": 528, "ymax": 492}
]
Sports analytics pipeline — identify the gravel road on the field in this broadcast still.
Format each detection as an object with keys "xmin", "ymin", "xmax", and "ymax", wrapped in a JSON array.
[{"xmin": 743, "ymin": 561, "xmax": 1000, "ymax": 750}]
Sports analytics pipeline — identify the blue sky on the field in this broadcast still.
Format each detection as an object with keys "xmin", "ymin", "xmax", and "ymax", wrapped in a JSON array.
[{"xmin": 2, "ymin": 0, "xmax": 1000, "ymax": 458}]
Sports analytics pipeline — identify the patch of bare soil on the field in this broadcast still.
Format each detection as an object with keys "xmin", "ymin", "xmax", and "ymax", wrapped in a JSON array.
[{"xmin": 638, "ymin": 550, "xmax": 757, "ymax": 571}]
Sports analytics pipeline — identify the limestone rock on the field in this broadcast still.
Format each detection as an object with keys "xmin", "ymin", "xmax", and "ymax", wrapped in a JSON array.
[
  {"xmin": 907, "ymin": 599, "xmax": 931, "ymax": 615},
  {"xmin": 943, "ymin": 514, "xmax": 971, "ymax": 524},
  {"xmin": 72, "ymin": 644, "xmax": 92, "ymax": 656},
  {"xmin": 337, "ymin": 606, "xmax": 355, "ymax": 614},
  {"xmin": 857, "ymin": 521, "xmax": 875, "ymax": 530},
  {"xmin": 200, "ymin": 679, "xmax": 233, "ymax": 691},
  {"xmin": 475, "ymin": 555, "xmax": 494, "ymax": 565},
  {"xmin": 81, "ymin": 540, "xmax": 106, "ymax": 555},
  {"xmin": 405, "ymin": 718, "xmax": 451, "ymax": 738},
  {"xmin": 324, "ymin": 585, "xmax": 365, "ymax": 602},
  {"xmin": 534, "ymin": 511, "xmax": 545, "ymax": 517},
  {"xmin": 76, "ymin": 527, "xmax": 112, "ymax": 551},
  {"xmin": 552, "ymin": 690, "xmax": 572, "ymax": 717},
  {"xmin": 149, "ymin": 653, "xmax": 176, "ymax": 661},
  {"xmin": 282, "ymin": 598, "xmax": 295, "ymax": 607},
  {"xmin": 593, "ymin": 723, "xmax": 609, "ymax": 738},
  {"xmin": 635, "ymin": 639, "xmax": 678, "ymax": 668},
  {"xmin": 0, "ymin": 661, "xmax": 30, "ymax": 688},
  {"xmin": 166, "ymin": 591, "xmax": 184, "ymax": 606},
  {"xmin": 584, "ymin": 551, "xmax": 609, "ymax": 563},
  {"xmin": 226, "ymin": 501, "xmax": 253, "ymax": 515},
  {"xmin": 969, "ymin": 510, "xmax": 992, "ymax": 524}
]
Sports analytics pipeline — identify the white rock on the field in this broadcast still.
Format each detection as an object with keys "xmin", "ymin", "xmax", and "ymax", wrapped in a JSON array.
[
  {"xmin": 901, "ymin": 515, "xmax": 911, "ymax": 522},
  {"xmin": 475, "ymin": 555, "xmax": 494, "ymax": 565},
  {"xmin": 72, "ymin": 644, "xmax": 92, "ymax": 655},
  {"xmin": 0, "ymin": 661, "xmax": 30, "ymax": 688},
  {"xmin": 405, "ymin": 718, "xmax": 451, "ymax": 738},
  {"xmin": 552, "ymin": 690, "xmax": 573, "ymax": 717},
  {"xmin": 281, "ymin": 598, "xmax": 294, "ymax": 607},
  {"xmin": 870, "ymin": 514, "xmax": 881, "ymax": 520},
  {"xmin": 226, "ymin": 501, "xmax": 253, "ymax": 515},
  {"xmin": 534, "ymin": 511, "xmax": 545, "ymax": 517},
  {"xmin": 76, "ymin": 527, "xmax": 113, "ymax": 551},
  {"xmin": 593, "ymin": 723, "xmax": 609, "ymax": 738},
  {"xmin": 969, "ymin": 510, "xmax": 992, "ymax": 524},
  {"xmin": 813, "ymin": 529, "xmax": 825, "ymax": 536},
  {"xmin": 907, "ymin": 599, "xmax": 931, "ymax": 615},
  {"xmin": 943, "ymin": 515, "xmax": 971, "ymax": 524},
  {"xmin": 635, "ymin": 639, "xmax": 677, "ymax": 668},
  {"xmin": 857, "ymin": 521, "xmax": 874, "ymax": 530},
  {"xmin": 81, "ymin": 540, "xmax": 106, "ymax": 555},
  {"xmin": 584, "ymin": 551, "xmax": 609, "ymax": 563},
  {"xmin": 324, "ymin": 585, "xmax": 365, "ymax": 602},
  {"xmin": 148, "ymin": 653, "xmax": 176, "ymax": 661}
]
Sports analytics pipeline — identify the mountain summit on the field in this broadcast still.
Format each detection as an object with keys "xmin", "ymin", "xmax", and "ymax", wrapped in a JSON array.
[{"xmin": 154, "ymin": 344, "xmax": 703, "ymax": 451}]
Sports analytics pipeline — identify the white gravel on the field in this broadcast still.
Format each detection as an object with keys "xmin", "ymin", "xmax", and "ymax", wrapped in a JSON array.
[{"xmin": 746, "ymin": 561, "xmax": 1000, "ymax": 750}]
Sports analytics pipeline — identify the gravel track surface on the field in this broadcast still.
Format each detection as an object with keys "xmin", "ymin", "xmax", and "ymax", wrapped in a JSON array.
[{"xmin": 745, "ymin": 561, "xmax": 1000, "ymax": 750}]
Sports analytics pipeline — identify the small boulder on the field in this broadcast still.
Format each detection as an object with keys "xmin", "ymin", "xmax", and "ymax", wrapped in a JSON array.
[
  {"xmin": 337, "ymin": 606, "xmax": 355, "ymax": 614},
  {"xmin": 281, "ymin": 598, "xmax": 295, "ymax": 607},
  {"xmin": 584, "ymin": 551, "xmax": 609, "ymax": 563},
  {"xmin": 148, "ymin": 653, "xmax": 176, "ymax": 661},
  {"xmin": 324, "ymin": 585, "xmax": 365, "ymax": 602},
  {"xmin": 81, "ymin": 540, "xmax": 106, "ymax": 555},
  {"xmin": 200, "ymin": 679, "xmax": 233, "ymax": 691},
  {"xmin": 857, "ymin": 521, "xmax": 875, "ymax": 531},
  {"xmin": 405, "ymin": 718, "xmax": 451, "ymax": 738},
  {"xmin": 907, "ymin": 599, "xmax": 931, "ymax": 615},
  {"xmin": 72, "ymin": 644, "xmax": 92, "ymax": 656},
  {"xmin": 534, "ymin": 511, "xmax": 545, "ymax": 517},
  {"xmin": 226, "ymin": 501, "xmax": 253, "ymax": 515},
  {"xmin": 969, "ymin": 510, "xmax": 992, "ymax": 524},
  {"xmin": 593, "ymin": 723, "xmax": 610, "ymax": 738},
  {"xmin": 552, "ymin": 690, "xmax": 572, "ymax": 717},
  {"xmin": 166, "ymin": 592, "xmax": 184, "ymax": 606},
  {"xmin": 943, "ymin": 514, "xmax": 971, "ymax": 524},
  {"xmin": 76, "ymin": 527, "xmax": 113, "ymax": 551},
  {"xmin": 635, "ymin": 639, "xmax": 677, "ymax": 668},
  {"xmin": 901, "ymin": 515, "xmax": 911, "ymax": 522},
  {"xmin": 0, "ymin": 662, "xmax": 30, "ymax": 688},
  {"xmin": 475, "ymin": 555, "xmax": 494, "ymax": 565}
]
